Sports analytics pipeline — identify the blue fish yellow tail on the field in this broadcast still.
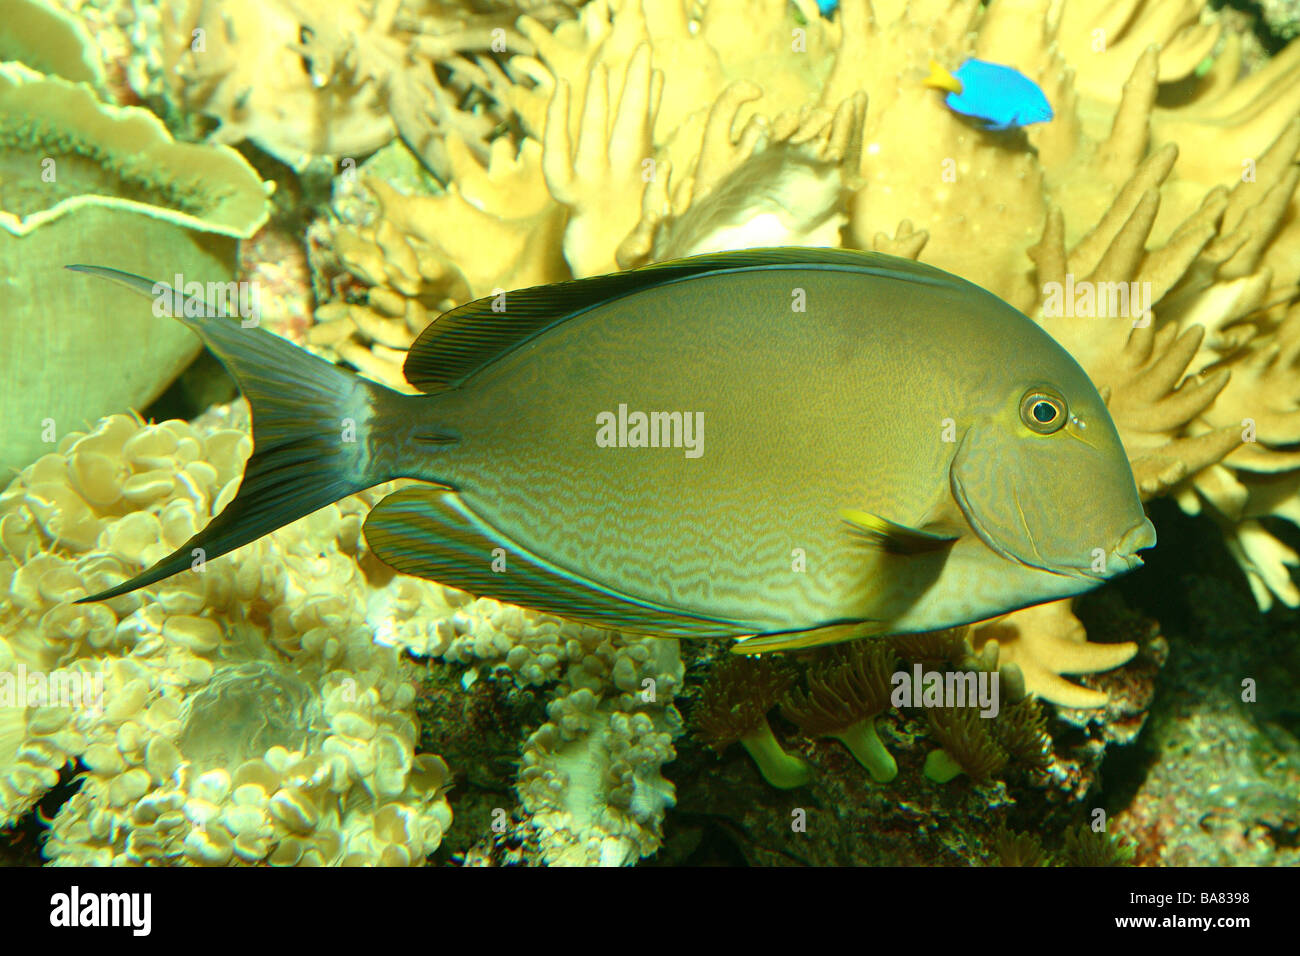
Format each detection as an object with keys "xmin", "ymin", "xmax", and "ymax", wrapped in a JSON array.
[
  {"xmin": 66, "ymin": 265, "xmax": 442, "ymax": 603},
  {"xmin": 923, "ymin": 59, "xmax": 963, "ymax": 95}
]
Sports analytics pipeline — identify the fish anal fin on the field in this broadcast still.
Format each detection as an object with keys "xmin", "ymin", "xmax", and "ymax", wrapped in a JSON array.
[{"xmin": 731, "ymin": 620, "xmax": 885, "ymax": 655}]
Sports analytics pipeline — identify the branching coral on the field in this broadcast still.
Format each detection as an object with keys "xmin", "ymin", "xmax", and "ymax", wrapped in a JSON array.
[
  {"xmin": 693, "ymin": 655, "xmax": 811, "ymax": 790},
  {"xmin": 318, "ymin": 0, "xmax": 866, "ymax": 371},
  {"xmin": 309, "ymin": 134, "xmax": 568, "ymax": 388},
  {"xmin": 970, "ymin": 600, "xmax": 1139, "ymax": 710},
  {"xmin": 781, "ymin": 641, "xmax": 898, "ymax": 782},
  {"xmin": 144, "ymin": 0, "xmax": 544, "ymax": 172}
]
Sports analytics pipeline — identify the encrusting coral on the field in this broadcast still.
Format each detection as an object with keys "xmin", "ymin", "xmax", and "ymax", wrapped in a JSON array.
[{"xmin": 312, "ymin": 0, "xmax": 1300, "ymax": 708}]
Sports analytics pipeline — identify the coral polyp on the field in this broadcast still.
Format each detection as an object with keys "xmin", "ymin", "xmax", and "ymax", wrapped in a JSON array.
[{"xmin": 781, "ymin": 641, "xmax": 898, "ymax": 782}]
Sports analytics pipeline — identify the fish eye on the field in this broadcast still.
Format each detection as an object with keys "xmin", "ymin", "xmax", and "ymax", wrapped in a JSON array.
[{"xmin": 1019, "ymin": 388, "xmax": 1067, "ymax": 434}]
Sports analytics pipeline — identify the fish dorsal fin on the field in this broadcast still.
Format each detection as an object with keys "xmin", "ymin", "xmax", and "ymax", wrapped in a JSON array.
[
  {"xmin": 402, "ymin": 247, "xmax": 969, "ymax": 393},
  {"xmin": 840, "ymin": 508, "xmax": 959, "ymax": 555}
]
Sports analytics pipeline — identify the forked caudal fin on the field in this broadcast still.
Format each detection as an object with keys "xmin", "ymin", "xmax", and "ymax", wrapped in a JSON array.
[{"xmin": 66, "ymin": 265, "xmax": 439, "ymax": 602}]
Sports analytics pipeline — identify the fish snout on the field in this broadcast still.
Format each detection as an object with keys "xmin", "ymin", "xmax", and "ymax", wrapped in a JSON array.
[
  {"xmin": 1071, "ymin": 517, "xmax": 1156, "ymax": 580},
  {"xmin": 1107, "ymin": 517, "xmax": 1158, "ymax": 573}
]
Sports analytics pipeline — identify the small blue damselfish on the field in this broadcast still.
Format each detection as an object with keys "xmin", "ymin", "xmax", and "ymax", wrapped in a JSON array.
[{"xmin": 925, "ymin": 58, "xmax": 1053, "ymax": 131}]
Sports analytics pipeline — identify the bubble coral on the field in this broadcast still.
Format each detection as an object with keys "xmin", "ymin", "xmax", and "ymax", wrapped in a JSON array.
[
  {"xmin": 1, "ymin": 390, "xmax": 689, "ymax": 864},
  {"xmin": 0, "ymin": 408, "xmax": 454, "ymax": 864}
]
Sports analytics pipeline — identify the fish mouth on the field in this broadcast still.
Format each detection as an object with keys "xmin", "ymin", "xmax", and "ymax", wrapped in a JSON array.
[{"xmin": 1073, "ymin": 517, "xmax": 1158, "ymax": 580}]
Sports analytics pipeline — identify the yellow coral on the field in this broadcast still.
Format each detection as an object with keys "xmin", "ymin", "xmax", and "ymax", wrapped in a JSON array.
[{"xmin": 152, "ymin": 0, "xmax": 548, "ymax": 171}]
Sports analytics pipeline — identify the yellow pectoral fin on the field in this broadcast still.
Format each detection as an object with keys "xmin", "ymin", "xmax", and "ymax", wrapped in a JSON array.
[
  {"xmin": 840, "ymin": 508, "xmax": 959, "ymax": 555},
  {"xmin": 924, "ymin": 59, "xmax": 963, "ymax": 95},
  {"xmin": 731, "ymin": 620, "xmax": 886, "ymax": 655}
]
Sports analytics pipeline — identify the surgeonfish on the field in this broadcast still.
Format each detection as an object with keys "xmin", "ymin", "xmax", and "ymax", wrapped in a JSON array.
[
  {"xmin": 69, "ymin": 248, "xmax": 1154, "ymax": 654},
  {"xmin": 925, "ymin": 58, "xmax": 1053, "ymax": 131}
]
